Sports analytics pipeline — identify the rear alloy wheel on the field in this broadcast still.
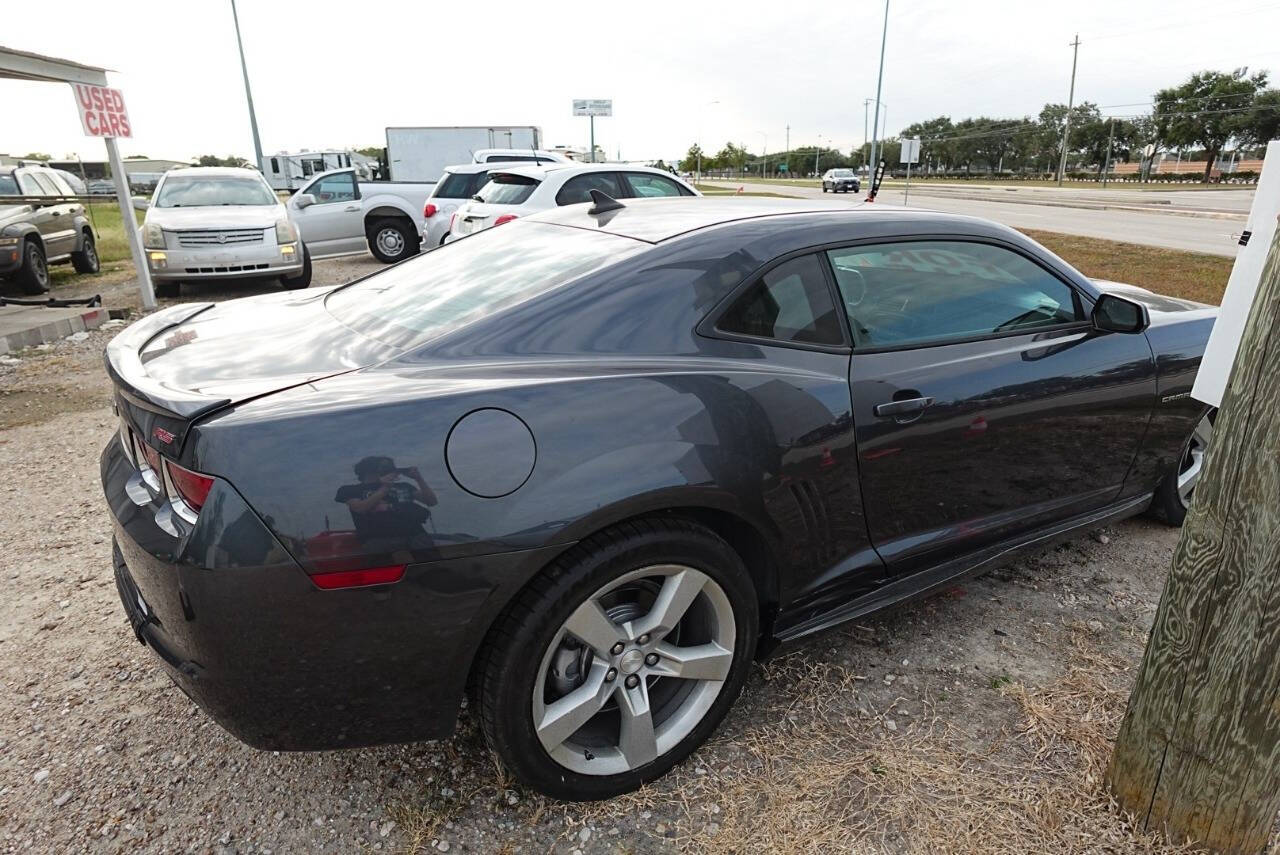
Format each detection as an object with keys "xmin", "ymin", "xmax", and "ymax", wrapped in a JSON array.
[
  {"xmin": 368, "ymin": 218, "xmax": 418, "ymax": 264},
  {"xmin": 1153, "ymin": 410, "xmax": 1215, "ymax": 526},
  {"xmin": 477, "ymin": 519, "xmax": 757, "ymax": 800},
  {"xmin": 15, "ymin": 240, "xmax": 49, "ymax": 295},
  {"xmin": 71, "ymin": 231, "xmax": 100, "ymax": 274}
]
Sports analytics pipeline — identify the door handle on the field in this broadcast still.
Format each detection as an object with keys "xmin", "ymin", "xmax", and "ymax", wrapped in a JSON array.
[
  {"xmin": 874, "ymin": 396, "xmax": 934, "ymax": 418},
  {"xmin": 343, "ymin": 205, "xmax": 360, "ymax": 212},
  {"xmin": 51, "ymin": 211, "xmax": 61, "ymax": 216}
]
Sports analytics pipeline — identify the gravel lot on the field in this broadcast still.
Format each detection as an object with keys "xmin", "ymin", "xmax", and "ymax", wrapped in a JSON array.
[{"xmin": 0, "ymin": 259, "xmax": 1258, "ymax": 853}]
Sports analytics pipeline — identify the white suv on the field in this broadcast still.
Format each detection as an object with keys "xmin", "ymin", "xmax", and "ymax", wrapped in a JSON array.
[
  {"xmin": 137, "ymin": 167, "xmax": 307, "ymax": 298},
  {"xmin": 447, "ymin": 164, "xmax": 698, "ymax": 241}
]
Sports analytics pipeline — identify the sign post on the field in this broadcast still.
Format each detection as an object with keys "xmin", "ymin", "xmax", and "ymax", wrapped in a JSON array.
[
  {"xmin": 70, "ymin": 82, "xmax": 154, "ymax": 309},
  {"xmin": 573, "ymin": 99, "xmax": 612, "ymax": 163},
  {"xmin": 1191, "ymin": 139, "xmax": 1280, "ymax": 407},
  {"xmin": 900, "ymin": 137, "xmax": 921, "ymax": 206}
]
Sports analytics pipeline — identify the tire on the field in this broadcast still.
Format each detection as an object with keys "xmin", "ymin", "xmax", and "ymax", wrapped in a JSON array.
[
  {"xmin": 367, "ymin": 218, "xmax": 418, "ymax": 264},
  {"xmin": 281, "ymin": 243, "xmax": 311, "ymax": 289},
  {"xmin": 822, "ymin": 185, "xmax": 829, "ymax": 193},
  {"xmin": 154, "ymin": 280, "xmax": 180, "ymax": 299},
  {"xmin": 14, "ymin": 240, "xmax": 49, "ymax": 295},
  {"xmin": 476, "ymin": 518, "xmax": 759, "ymax": 801},
  {"xmin": 1152, "ymin": 410, "xmax": 1215, "ymax": 526},
  {"xmin": 71, "ymin": 230, "xmax": 100, "ymax": 274}
]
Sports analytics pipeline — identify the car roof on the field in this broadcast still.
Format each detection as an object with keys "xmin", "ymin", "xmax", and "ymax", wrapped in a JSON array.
[
  {"xmin": 164, "ymin": 166, "xmax": 260, "ymax": 178},
  {"xmin": 444, "ymin": 161, "xmax": 543, "ymax": 175},
  {"xmin": 487, "ymin": 162, "xmax": 672, "ymax": 181},
  {"xmin": 527, "ymin": 197, "xmax": 1001, "ymax": 244}
]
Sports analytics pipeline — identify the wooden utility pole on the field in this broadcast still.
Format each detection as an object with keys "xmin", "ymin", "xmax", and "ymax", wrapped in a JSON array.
[
  {"xmin": 1056, "ymin": 34, "xmax": 1080, "ymax": 187},
  {"xmin": 1108, "ymin": 226, "xmax": 1280, "ymax": 853}
]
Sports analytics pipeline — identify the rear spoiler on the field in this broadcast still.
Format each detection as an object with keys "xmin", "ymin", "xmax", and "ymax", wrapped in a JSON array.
[{"xmin": 104, "ymin": 302, "xmax": 231, "ymax": 421}]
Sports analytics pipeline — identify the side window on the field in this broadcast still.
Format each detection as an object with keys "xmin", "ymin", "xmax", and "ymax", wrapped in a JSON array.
[
  {"xmin": 32, "ymin": 173, "xmax": 62, "ymax": 195},
  {"xmin": 270, "ymin": 157, "xmax": 280, "ymax": 173},
  {"xmin": 16, "ymin": 173, "xmax": 42, "ymax": 195},
  {"xmin": 45, "ymin": 172, "xmax": 74, "ymax": 195},
  {"xmin": 555, "ymin": 172, "xmax": 623, "ymax": 205},
  {"xmin": 826, "ymin": 241, "xmax": 1083, "ymax": 349},
  {"xmin": 717, "ymin": 254, "xmax": 844, "ymax": 346},
  {"xmin": 624, "ymin": 173, "xmax": 689, "ymax": 197},
  {"xmin": 308, "ymin": 172, "xmax": 357, "ymax": 204}
]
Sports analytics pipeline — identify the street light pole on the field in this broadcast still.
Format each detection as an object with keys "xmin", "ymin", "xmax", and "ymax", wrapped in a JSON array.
[
  {"xmin": 868, "ymin": 0, "xmax": 890, "ymax": 183},
  {"xmin": 814, "ymin": 135, "xmax": 822, "ymax": 176},
  {"xmin": 863, "ymin": 98, "xmax": 872, "ymax": 171},
  {"xmin": 229, "ymin": 0, "xmax": 264, "ymax": 173},
  {"xmin": 758, "ymin": 132, "xmax": 767, "ymax": 178},
  {"xmin": 1056, "ymin": 34, "xmax": 1081, "ymax": 187},
  {"xmin": 1101, "ymin": 117, "xmax": 1115, "ymax": 187}
]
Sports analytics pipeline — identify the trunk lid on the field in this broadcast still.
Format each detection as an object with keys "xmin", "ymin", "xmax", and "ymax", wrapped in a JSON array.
[{"xmin": 106, "ymin": 289, "xmax": 400, "ymax": 453}]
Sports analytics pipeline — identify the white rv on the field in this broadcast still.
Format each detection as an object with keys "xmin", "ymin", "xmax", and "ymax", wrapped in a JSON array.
[{"xmin": 265, "ymin": 151, "xmax": 370, "ymax": 191}]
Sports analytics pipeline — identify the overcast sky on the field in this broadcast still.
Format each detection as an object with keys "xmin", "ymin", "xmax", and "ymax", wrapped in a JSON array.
[{"xmin": 6, "ymin": 0, "xmax": 1280, "ymax": 165}]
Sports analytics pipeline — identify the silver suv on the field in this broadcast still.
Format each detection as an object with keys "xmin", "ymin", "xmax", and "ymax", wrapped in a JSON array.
[
  {"xmin": 0, "ymin": 165, "xmax": 99, "ymax": 294},
  {"xmin": 821, "ymin": 168, "xmax": 860, "ymax": 194}
]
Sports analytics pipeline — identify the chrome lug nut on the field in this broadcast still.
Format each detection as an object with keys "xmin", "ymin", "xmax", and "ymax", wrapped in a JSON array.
[
  {"xmin": 605, "ymin": 667, "xmax": 617, "ymax": 682},
  {"xmin": 625, "ymin": 674, "xmax": 640, "ymax": 689},
  {"xmin": 645, "ymin": 652, "xmax": 659, "ymax": 666},
  {"xmin": 610, "ymin": 641, "xmax": 625, "ymax": 656},
  {"xmin": 636, "ymin": 633, "xmax": 650, "ymax": 645}
]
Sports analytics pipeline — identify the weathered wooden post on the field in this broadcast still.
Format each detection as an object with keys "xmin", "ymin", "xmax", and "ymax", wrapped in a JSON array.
[{"xmin": 1107, "ymin": 226, "xmax": 1280, "ymax": 852}]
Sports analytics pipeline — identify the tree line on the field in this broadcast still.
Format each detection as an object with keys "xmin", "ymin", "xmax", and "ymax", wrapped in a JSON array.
[{"xmin": 680, "ymin": 68, "xmax": 1280, "ymax": 182}]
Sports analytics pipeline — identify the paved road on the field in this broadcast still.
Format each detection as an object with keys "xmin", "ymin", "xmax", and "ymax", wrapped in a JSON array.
[{"xmin": 714, "ymin": 180, "xmax": 1246, "ymax": 257}]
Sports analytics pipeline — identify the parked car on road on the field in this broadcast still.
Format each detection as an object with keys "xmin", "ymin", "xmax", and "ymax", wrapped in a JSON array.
[
  {"xmin": 821, "ymin": 168, "xmax": 860, "ymax": 193},
  {"xmin": 102, "ymin": 198, "xmax": 1215, "ymax": 802},
  {"xmin": 421, "ymin": 162, "xmax": 511, "ymax": 247},
  {"xmin": 287, "ymin": 167, "xmax": 434, "ymax": 264},
  {"xmin": 136, "ymin": 166, "xmax": 309, "ymax": 299},
  {"xmin": 0, "ymin": 164, "xmax": 99, "ymax": 294},
  {"xmin": 447, "ymin": 163, "xmax": 698, "ymax": 241}
]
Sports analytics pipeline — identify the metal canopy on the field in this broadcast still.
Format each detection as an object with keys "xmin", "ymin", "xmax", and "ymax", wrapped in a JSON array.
[
  {"xmin": 0, "ymin": 45, "xmax": 109, "ymax": 86},
  {"xmin": 0, "ymin": 45, "xmax": 153, "ymax": 308}
]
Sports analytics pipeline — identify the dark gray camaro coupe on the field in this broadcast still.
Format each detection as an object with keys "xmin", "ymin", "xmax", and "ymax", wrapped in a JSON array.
[{"xmin": 102, "ymin": 195, "xmax": 1215, "ymax": 800}]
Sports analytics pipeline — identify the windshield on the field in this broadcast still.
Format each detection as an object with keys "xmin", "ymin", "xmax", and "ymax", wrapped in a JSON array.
[
  {"xmin": 154, "ymin": 175, "xmax": 277, "ymax": 208},
  {"xmin": 475, "ymin": 174, "xmax": 538, "ymax": 205},
  {"xmin": 0, "ymin": 175, "xmax": 18, "ymax": 195},
  {"xmin": 832, "ymin": 169, "xmax": 853, "ymax": 177},
  {"xmin": 326, "ymin": 223, "xmax": 642, "ymax": 346}
]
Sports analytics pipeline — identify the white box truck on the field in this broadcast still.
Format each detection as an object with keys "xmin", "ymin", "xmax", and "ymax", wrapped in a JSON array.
[{"xmin": 385, "ymin": 126, "xmax": 542, "ymax": 181}]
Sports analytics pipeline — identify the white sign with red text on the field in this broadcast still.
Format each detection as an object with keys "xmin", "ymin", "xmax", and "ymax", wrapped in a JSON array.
[{"xmin": 69, "ymin": 83, "xmax": 133, "ymax": 138}]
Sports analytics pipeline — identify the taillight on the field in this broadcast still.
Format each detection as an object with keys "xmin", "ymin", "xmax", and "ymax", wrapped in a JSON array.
[
  {"xmin": 493, "ymin": 213, "xmax": 518, "ymax": 226},
  {"xmin": 166, "ymin": 460, "xmax": 215, "ymax": 512},
  {"xmin": 424, "ymin": 202, "xmax": 437, "ymax": 218},
  {"xmin": 139, "ymin": 441, "xmax": 162, "ymax": 474},
  {"xmin": 311, "ymin": 564, "xmax": 406, "ymax": 590}
]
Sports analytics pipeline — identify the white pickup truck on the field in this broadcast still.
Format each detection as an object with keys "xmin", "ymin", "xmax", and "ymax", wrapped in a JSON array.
[{"xmin": 287, "ymin": 168, "xmax": 434, "ymax": 264}]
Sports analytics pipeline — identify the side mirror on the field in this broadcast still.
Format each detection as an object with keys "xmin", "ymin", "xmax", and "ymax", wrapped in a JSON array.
[
  {"xmin": 1092, "ymin": 293, "xmax": 1149, "ymax": 334},
  {"xmin": 294, "ymin": 193, "xmax": 316, "ymax": 209},
  {"xmin": 131, "ymin": 197, "xmax": 149, "ymax": 211}
]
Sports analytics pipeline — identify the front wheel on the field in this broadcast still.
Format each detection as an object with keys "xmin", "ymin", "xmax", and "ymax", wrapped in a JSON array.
[
  {"xmin": 281, "ymin": 243, "xmax": 311, "ymax": 289},
  {"xmin": 1152, "ymin": 410, "xmax": 1215, "ymax": 526},
  {"xmin": 14, "ymin": 240, "xmax": 49, "ymax": 295},
  {"xmin": 476, "ymin": 519, "xmax": 758, "ymax": 801}
]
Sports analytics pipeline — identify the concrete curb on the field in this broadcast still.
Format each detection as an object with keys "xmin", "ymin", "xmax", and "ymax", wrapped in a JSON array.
[
  {"xmin": 900, "ymin": 190, "xmax": 1247, "ymax": 220},
  {"xmin": 0, "ymin": 305, "xmax": 112, "ymax": 355}
]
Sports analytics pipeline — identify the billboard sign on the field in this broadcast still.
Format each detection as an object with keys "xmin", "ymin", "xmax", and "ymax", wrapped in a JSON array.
[{"xmin": 573, "ymin": 99, "xmax": 612, "ymax": 117}]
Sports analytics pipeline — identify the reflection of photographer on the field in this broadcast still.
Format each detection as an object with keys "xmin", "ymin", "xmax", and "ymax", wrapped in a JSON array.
[{"xmin": 335, "ymin": 457, "xmax": 438, "ymax": 557}]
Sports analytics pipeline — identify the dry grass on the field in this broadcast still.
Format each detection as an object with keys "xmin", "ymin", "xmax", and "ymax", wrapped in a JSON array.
[
  {"xmin": 553, "ymin": 627, "xmax": 1202, "ymax": 855},
  {"xmin": 1021, "ymin": 230, "xmax": 1232, "ymax": 306}
]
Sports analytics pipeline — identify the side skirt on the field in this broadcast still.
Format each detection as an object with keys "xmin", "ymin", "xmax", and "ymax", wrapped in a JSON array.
[{"xmin": 772, "ymin": 492, "xmax": 1153, "ymax": 644}]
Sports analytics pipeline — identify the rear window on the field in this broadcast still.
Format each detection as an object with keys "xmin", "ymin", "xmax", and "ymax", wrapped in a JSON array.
[
  {"xmin": 325, "ymin": 223, "xmax": 642, "ymax": 346},
  {"xmin": 476, "ymin": 174, "xmax": 538, "ymax": 205},
  {"xmin": 436, "ymin": 171, "xmax": 487, "ymax": 199}
]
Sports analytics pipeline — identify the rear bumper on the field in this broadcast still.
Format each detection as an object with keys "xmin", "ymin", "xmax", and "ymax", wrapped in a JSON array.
[{"xmin": 102, "ymin": 434, "xmax": 562, "ymax": 750}]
